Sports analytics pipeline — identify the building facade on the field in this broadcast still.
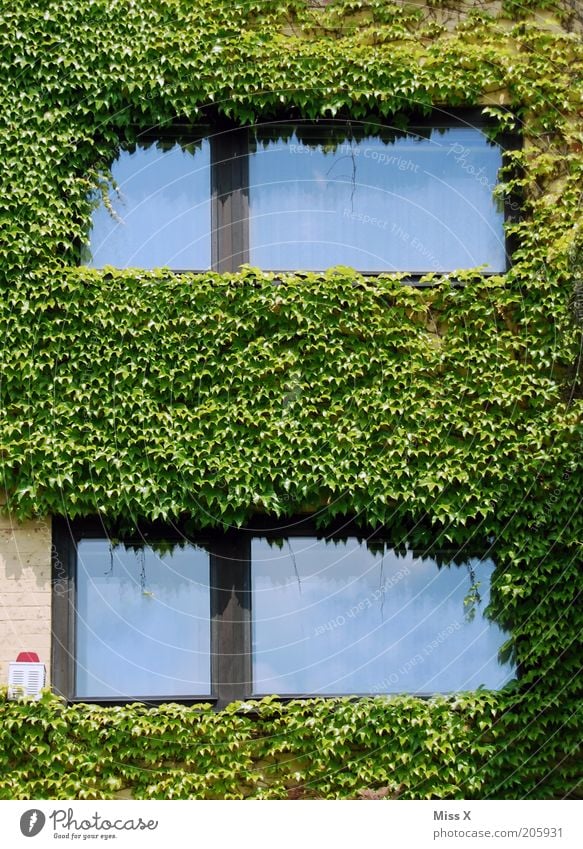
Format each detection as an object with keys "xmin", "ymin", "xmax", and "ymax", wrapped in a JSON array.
[{"xmin": 0, "ymin": 0, "xmax": 581, "ymax": 798}]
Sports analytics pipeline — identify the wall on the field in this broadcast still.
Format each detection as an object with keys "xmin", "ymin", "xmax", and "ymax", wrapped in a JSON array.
[{"xmin": 0, "ymin": 508, "xmax": 52, "ymax": 685}]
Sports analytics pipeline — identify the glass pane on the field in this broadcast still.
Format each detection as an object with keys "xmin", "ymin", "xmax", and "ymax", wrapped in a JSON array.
[
  {"xmin": 249, "ymin": 128, "xmax": 506, "ymax": 272},
  {"xmin": 76, "ymin": 540, "xmax": 211, "ymax": 697},
  {"xmin": 252, "ymin": 538, "xmax": 514, "ymax": 695},
  {"xmin": 86, "ymin": 141, "xmax": 211, "ymax": 269}
]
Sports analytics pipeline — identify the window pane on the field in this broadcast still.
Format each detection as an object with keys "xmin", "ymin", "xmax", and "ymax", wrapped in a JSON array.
[
  {"xmin": 76, "ymin": 540, "xmax": 211, "ymax": 697},
  {"xmin": 86, "ymin": 141, "xmax": 211, "ymax": 269},
  {"xmin": 249, "ymin": 128, "xmax": 506, "ymax": 272},
  {"xmin": 252, "ymin": 538, "xmax": 514, "ymax": 695}
]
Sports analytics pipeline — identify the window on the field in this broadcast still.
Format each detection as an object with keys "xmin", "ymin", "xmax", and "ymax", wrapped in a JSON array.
[
  {"xmin": 85, "ymin": 114, "xmax": 512, "ymax": 277},
  {"xmin": 75, "ymin": 539, "xmax": 211, "ymax": 698},
  {"xmin": 247, "ymin": 127, "xmax": 505, "ymax": 273},
  {"xmin": 88, "ymin": 139, "xmax": 211, "ymax": 270},
  {"xmin": 52, "ymin": 518, "xmax": 516, "ymax": 706},
  {"xmin": 252, "ymin": 537, "xmax": 511, "ymax": 695}
]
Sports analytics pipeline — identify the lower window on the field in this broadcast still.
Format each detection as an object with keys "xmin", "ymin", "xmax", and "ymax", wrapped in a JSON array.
[
  {"xmin": 52, "ymin": 519, "xmax": 515, "ymax": 705},
  {"xmin": 75, "ymin": 540, "xmax": 211, "ymax": 698},
  {"xmin": 252, "ymin": 537, "xmax": 511, "ymax": 695}
]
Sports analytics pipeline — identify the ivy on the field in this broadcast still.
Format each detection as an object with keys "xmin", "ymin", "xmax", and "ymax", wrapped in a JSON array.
[
  {"xmin": 0, "ymin": 0, "xmax": 581, "ymax": 799},
  {"xmin": 1, "ymin": 267, "xmax": 581, "ymax": 540},
  {"xmin": 0, "ymin": 690, "xmax": 579, "ymax": 800}
]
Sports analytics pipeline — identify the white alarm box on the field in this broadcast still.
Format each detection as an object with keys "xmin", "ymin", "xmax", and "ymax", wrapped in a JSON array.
[{"xmin": 8, "ymin": 659, "xmax": 46, "ymax": 700}]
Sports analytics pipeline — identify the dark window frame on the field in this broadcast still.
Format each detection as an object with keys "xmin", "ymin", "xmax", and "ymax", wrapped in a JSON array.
[
  {"xmin": 52, "ymin": 516, "xmax": 251, "ymax": 709},
  {"xmin": 97, "ymin": 108, "xmax": 520, "ymax": 281},
  {"xmin": 52, "ymin": 515, "xmax": 509, "ymax": 709}
]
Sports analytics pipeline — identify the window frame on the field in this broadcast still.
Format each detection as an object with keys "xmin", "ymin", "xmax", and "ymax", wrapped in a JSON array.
[
  {"xmin": 52, "ymin": 516, "xmax": 251, "ymax": 709},
  {"xmin": 96, "ymin": 108, "xmax": 520, "ymax": 281},
  {"xmin": 52, "ymin": 515, "xmax": 510, "ymax": 708}
]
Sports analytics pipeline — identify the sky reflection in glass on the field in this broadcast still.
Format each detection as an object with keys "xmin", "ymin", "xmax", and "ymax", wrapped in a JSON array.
[
  {"xmin": 252, "ymin": 538, "xmax": 514, "ymax": 695},
  {"xmin": 87, "ymin": 141, "xmax": 211, "ymax": 269},
  {"xmin": 249, "ymin": 128, "xmax": 506, "ymax": 272},
  {"xmin": 75, "ymin": 540, "xmax": 211, "ymax": 697}
]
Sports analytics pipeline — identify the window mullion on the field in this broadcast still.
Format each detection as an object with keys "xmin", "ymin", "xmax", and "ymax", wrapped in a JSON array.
[
  {"xmin": 210, "ymin": 532, "xmax": 252, "ymax": 708},
  {"xmin": 211, "ymin": 129, "xmax": 250, "ymax": 272}
]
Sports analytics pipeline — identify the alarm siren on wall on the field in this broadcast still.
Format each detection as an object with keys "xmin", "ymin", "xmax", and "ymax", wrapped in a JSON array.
[{"xmin": 8, "ymin": 652, "xmax": 46, "ymax": 700}]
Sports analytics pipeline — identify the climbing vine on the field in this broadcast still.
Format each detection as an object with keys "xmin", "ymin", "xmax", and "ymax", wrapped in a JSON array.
[{"xmin": 0, "ymin": 689, "xmax": 580, "ymax": 800}]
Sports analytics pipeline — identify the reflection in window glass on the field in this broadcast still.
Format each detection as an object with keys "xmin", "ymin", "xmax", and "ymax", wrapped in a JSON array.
[
  {"xmin": 252, "ymin": 538, "xmax": 514, "ymax": 695},
  {"xmin": 76, "ymin": 541, "xmax": 211, "ymax": 697},
  {"xmin": 86, "ymin": 141, "xmax": 211, "ymax": 269},
  {"xmin": 249, "ymin": 128, "xmax": 506, "ymax": 272}
]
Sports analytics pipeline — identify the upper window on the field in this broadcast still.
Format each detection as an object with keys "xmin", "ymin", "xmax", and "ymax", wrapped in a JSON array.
[
  {"xmin": 53, "ymin": 519, "xmax": 516, "ymax": 706},
  {"xmin": 247, "ymin": 127, "xmax": 505, "ymax": 273},
  {"xmin": 85, "ymin": 117, "xmax": 509, "ymax": 276},
  {"xmin": 87, "ymin": 140, "xmax": 211, "ymax": 270}
]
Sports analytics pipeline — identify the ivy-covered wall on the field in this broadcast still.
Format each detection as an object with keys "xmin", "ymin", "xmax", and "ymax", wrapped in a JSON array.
[{"xmin": 0, "ymin": 0, "xmax": 581, "ymax": 799}]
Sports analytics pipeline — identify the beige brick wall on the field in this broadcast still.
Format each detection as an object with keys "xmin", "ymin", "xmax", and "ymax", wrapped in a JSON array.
[{"xmin": 0, "ymin": 512, "xmax": 52, "ymax": 687}]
